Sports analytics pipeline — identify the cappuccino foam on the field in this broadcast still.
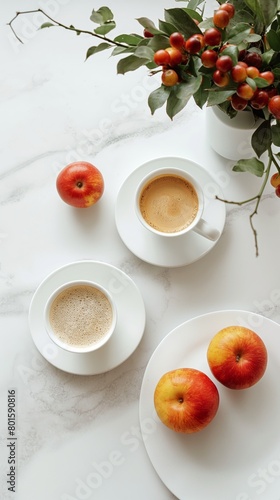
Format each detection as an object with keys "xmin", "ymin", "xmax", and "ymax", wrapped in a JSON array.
[
  {"xmin": 139, "ymin": 174, "xmax": 199, "ymax": 233},
  {"xmin": 49, "ymin": 285, "xmax": 113, "ymax": 348}
]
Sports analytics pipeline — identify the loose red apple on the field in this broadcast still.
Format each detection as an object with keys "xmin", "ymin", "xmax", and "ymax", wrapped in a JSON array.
[
  {"xmin": 154, "ymin": 368, "xmax": 219, "ymax": 433},
  {"xmin": 56, "ymin": 161, "xmax": 104, "ymax": 208},
  {"xmin": 207, "ymin": 326, "xmax": 268, "ymax": 390}
]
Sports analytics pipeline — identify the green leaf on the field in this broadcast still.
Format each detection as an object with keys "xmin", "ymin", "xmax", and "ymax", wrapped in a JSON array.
[
  {"xmin": 246, "ymin": 77, "xmax": 257, "ymax": 90},
  {"xmin": 148, "ymin": 86, "xmax": 171, "ymax": 114},
  {"xmin": 261, "ymin": 49, "xmax": 274, "ymax": 65},
  {"xmin": 218, "ymin": 101, "xmax": 237, "ymax": 118},
  {"xmin": 243, "ymin": 0, "xmax": 278, "ymax": 27},
  {"xmin": 219, "ymin": 45, "xmax": 239, "ymax": 65},
  {"xmin": 271, "ymin": 124, "xmax": 280, "ymax": 146},
  {"xmin": 69, "ymin": 25, "xmax": 80, "ymax": 35},
  {"xmin": 207, "ymin": 90, "xmax": 235, "ymax": 106},
  {"xmin": 117, "ymin": 55, "xmax": 150, "ymax": 74},
  {"xmin": 185, "ymin": 54, "xmax": 202, "ymax": 77},
  {"xmin": 85, "ymin": 43, "xmax": 111, "ymax": 60},
  {"xmin": 243, "ymin": 34, "xmax": 262, "ymax": 43},
  {"xmin": 253, "ymin": 76, "xmax": 270, "ymax": 88},
  {"xmin": 232, "ymin": 157, "xmax": 265, "ymax": 176},
  {"xmin": 266, "ymin": 29, "xmax": 280, "ymax": 51},
  {"xmin": 184, "ymin": 9, "xmax": 203, "ymax": 23},
  {"xmin": 198, "ymin": 18, "xmax": 215, "ymax": 30},
  {"xmin": 158, "ymin": 20, "xmax": 178, "ymax": 36},
  {"xmin": 114, "ymin": 34, "xmax": 143, "ymax": 45},
  {"xmin": 136, "ymin": 17, "xmax": 157, "ymax": 30},
  {"xmin": 134, "ymin": 45, "xmax": 154, "ymax": 59},
  {"xmin": 136, "ymin": 17, "xmax": 164, "ymax": 35},
  {"xmin": 193, "ymin": 76, "xmax": 212, "ymax": 108},
  {"xmin": 147, "ymin": 34, "xmax": 170, "ymax": 51},
  {"xmin": 166, "ymin": 88, "xmax": 190, "ymax": 119},
  {"xmin": 272, "ymin": 67, "xmax": 280, "ymax": 78},
  {"xmin": 111, "ymin": 46, "xmax": 135, "ymax": 56},
  {"xmin": 94, "ymin": 22, "xmax": 116, "ymax": 36},
  {"xmin": 164, "ymin": 8, "xmax": 202, "ymax": 37},
  {"xmin": 90, "ymin": 6, "xmax": 114, "ymax": 24},
  {"xmin": 165, "ymin": 77, "xmax": 202, "ymax": 119},
  {"xmin": 251, "ymin": 120, "xmax": 272, "ymax": 157},
  {"xmin": 40, "ymin": 22, "xmax": 54, "ymax": 29},
  {"xmin": 227, "ymin": 23, "xmax": 252, "ymax": 45},
  {"xmin": 177, "ymin": 0, "xmax": 204, "ymax": 9},
  {"xmin": 90, "ymin": 6, "xmax": 115, "ymax": 35},
  {"xmin": 177, "ymin": 76, "xmax": 202, "ymax": 100}
]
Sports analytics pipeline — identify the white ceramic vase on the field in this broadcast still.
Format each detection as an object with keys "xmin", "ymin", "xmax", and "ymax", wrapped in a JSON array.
[{"xmin": 206, "ymin": 105, "xmax": 262, "ymax": 161}]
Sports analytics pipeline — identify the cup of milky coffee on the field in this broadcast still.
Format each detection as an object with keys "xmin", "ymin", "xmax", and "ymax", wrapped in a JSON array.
[
  {"xmin": 44, "ymin": 280, "xmax": 117, "ymax": 353},
  {"xmin": 135, "ymin": 167, "xmax": 220, "ymax": 241}
]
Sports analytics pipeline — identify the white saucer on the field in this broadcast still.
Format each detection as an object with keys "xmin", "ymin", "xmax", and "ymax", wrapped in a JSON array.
[
  {"xmin": 115, "ymin": 157, "xmax": 226, "ymax": 267},
  {"xmin": 28, "ymin": 261, "xmax": 146, "ymax": 375},
  {"xmin": 139, "ymin": 310, "xmax": 280, "ymax": 500}
]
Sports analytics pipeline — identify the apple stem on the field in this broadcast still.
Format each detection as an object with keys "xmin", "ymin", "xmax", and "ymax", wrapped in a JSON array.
[{"xmin": 76, "ymin": 181, "xmax": 83, "ymax": 189}]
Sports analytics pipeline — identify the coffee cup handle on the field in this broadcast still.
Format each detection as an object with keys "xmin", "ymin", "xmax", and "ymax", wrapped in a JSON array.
[{"xmin": 192, "ymin": 218, "xmax": 220, "ymax": 241}]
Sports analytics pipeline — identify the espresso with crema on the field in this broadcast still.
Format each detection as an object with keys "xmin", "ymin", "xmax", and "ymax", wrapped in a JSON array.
[
  {"xmin": 139, "ymin": 174, "xmax": 199, "ymax": 233},
  {"xmin": 49, "ymin": 284, "xmax": 113, "ymax": 348}
]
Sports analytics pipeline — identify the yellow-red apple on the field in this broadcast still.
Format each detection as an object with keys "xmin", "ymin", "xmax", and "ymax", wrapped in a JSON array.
[
  {"xmin": 154, "ymin": 368, "xmax": 219, "ymax": 433},
  {"xmin": 207, "ymin": 326, "xmax": 268, "ymax": 390},
  {"xmin": 56, "ymin": 161, "xmax": 104, "ymax": 208}
]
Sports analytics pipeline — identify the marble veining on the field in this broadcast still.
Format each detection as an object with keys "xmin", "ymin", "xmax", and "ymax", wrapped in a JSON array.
[{"xmin": 1, "ymin": 1, "xmax": 280, "ymax": 499}]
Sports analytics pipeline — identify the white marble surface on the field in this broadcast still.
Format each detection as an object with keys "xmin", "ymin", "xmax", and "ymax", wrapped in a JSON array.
[{"xmin": 1, "ymin": 1, "xmax": 280, "ymax": 499}]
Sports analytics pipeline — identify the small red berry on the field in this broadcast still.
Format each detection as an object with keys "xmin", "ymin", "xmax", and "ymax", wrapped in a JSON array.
[
  {"xmin": 143, "ymin": 28, "xmax": 154, "ymax": 38},
  {"xmin": 161, "ymin": 69, "xmax": 179, "ymax": 87},
  {"xmin": 219, "ymin": 3, "xmax": 235, "ymax": 19},
  {"xmin": 201, "ymin": 49, "xmax": 218, "ymax": 68},
  {"xmin": 231, "ymin": 93, "xmax": 248, "ymax": 111},
  {"xmin": 271, "ymin": 173, "xmax": 280, "ymax": 188},
  {"xmin": 169, "ymin": 32, "xmax": 185, "ymax": 49},
  {"xmin": 213, "ymin": 9, "xmax": 230, "ymax": 29},
  {"xmin": 154, "ymin": 49, "xmax": 171, "ymax": 66},
  {"xmin": 268, "ymin": 95, "xmax": 280, "ymax": 120},
  {"xmin": 204, "ymin": 28, "xmax": 222, "ymax": 47},
  {"xmin": 216, "ymin": 55, "xmax": 233, "ymax": 72}
]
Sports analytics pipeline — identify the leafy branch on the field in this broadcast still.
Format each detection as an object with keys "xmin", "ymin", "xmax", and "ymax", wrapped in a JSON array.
[
  {"xmin": 7, "ymin": 1, "xmax": 280, "ymax": 256},
  {"xmin": 7, "ymin": 8, "xmax": 128, "ymax": 48},
  {"xmin": 216, "ymin": 125, "xmax": 280, "ymax": 256}
]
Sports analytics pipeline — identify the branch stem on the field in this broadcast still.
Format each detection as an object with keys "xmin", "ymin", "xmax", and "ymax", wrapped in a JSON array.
[
  {"xmin": 216, "ymin": 148, "xmax": 274, "ymax": 257},
  {"xmin": 8, "ymin": 9, "xmax": 128, "ymax": 47}
]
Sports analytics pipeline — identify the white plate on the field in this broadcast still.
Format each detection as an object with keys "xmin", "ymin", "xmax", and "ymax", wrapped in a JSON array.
[
  {"xmin": 139, "ymin": 310, "xmax": 280, "ymax": 500},
  {"xmin": 29, "ymin": 261, "xmax": 146, "ymax": 375},
  {"xmin": 115, "ymin": 157, "xmax": 226, "ymax": 267}
]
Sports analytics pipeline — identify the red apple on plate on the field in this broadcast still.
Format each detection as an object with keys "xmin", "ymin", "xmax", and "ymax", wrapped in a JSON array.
[
  {"xmin": 154, "ymin": 368, "xmax": 219, "ymax": 433},
  {"xmin": 207, "ymin": 326, "xmax": 268, "ymax": 390},
  {"xmin": 56, "ymin": 161, "xmax": 104, "ymax": 207}
]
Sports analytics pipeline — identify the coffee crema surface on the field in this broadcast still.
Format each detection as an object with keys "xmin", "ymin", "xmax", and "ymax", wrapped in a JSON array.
[
  {"xmin": 49, "ymin": 284, "xmax": 113, "ymax": 348},
  {"xmin": 139, "ymin": 174, "xmax": 199, "ymax": 233}
]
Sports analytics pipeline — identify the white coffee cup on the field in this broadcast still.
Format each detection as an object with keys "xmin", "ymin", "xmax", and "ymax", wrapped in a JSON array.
[
  {"xmin": 44, "ymin": 280, "xmax": 117, "ymax": 353},
  {"xmin": 135, "ymin": 167, "xmax": 220, "ymax": 241}
]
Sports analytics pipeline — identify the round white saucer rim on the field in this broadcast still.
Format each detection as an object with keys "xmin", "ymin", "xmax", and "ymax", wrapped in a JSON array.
[
  {"xmin": 139, "ymin": 309, "xmax": 280, "ymax": 500},
  {"xmin": 28, "ymin": 260, "xmax": 146, "ymax": 375},
  {"xmin": 115, "ymin": 156, "xmax": 226, "ymax": 267}
]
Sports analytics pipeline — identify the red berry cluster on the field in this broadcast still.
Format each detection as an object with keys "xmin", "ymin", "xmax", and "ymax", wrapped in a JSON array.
[{"xmin": 151, "ymin": 2, "xmax": 280, "ymax": 120}]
